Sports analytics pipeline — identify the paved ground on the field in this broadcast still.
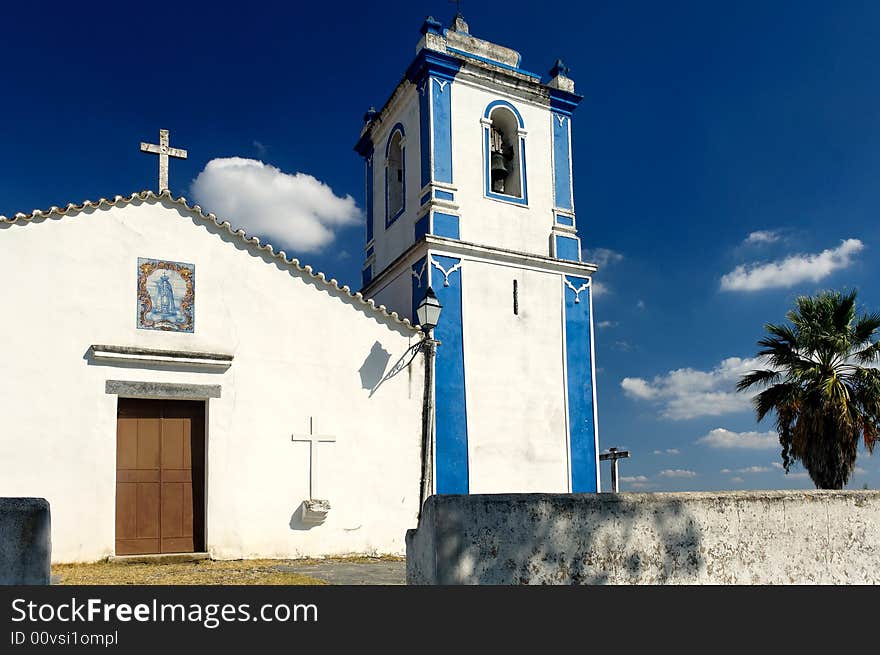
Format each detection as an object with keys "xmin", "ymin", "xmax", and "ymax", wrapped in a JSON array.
[{"xmin": 274, "ymin": 559, "xmax": 406, "ymax": 585}]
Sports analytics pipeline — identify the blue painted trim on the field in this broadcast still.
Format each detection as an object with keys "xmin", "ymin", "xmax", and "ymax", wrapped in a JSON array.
[
  {"xmin": 419, "ymin": 80, "xmax": 431, "ymax": 189},
  {"xmin": 563, "ymin": 276, "xmax": 597, "ymax": 492},
  {"xmin": 445, "ymin": 46, "xmax": 539, "ymax": 79},
  {"xmin": 555, "ymin": 213, "xmax": 575, "ymax": 227},
  {"xmin": 420, "ymin": 16, "xmax": 442, "ymax": 36},
  {"xmin": 384, "ymin": 123, "xmax": 406, "ymax": 228},
  {"xmin": 365, "ymin": 154, "xmax": 374, "ymax": 245},
  {"xmin": 414, "ymin": 214, "xmax": 429, "ymax": 242},
  {"xmin": 552, "ymin": 112, "xmax": 573, "ymax": 211},
  {"xmin": 435, "ymin": 189, "xmax": 454, "ymax": 202},
  {"xmin": 555, "ymin": 234, "xmax": 580, "ymax": 262},
  {"xmin": 365, "ymin": 245, "xmax": 374, "ymax": 258},
  {"xmin": 405, "ymin": 49, "xmax": 461, "ymax": 84},
  {"xmin": 411, "ymin": 256, "xmax": 428, "ymax": 323},
  {"xmin": 483, "ymin": 99, "xmax": 525, "ymax": 128},
  {"xmin": 432, "ymin": 77, "xmax": 454, "ymax": 184},
  {"xmin": 432, "ymin": 255, "xmax": 469, "ymax": 494},
  {"xmin": 361, "ymin": 265, "xmax": 373, "ymax": 288},
  {"xmin": 406, "ymin": 50, "xmax": 460, "ymax": 189},
  {"xmin": 420, "ymin": 192, "xmax": 431, "ymax": 206},
  {"xmin": 549, "ymin": 87, "xmax": 583, "ymax": 117},
  {"xmin": 433, "ymin": 212, "xmax": 460, "ymax": 239}
]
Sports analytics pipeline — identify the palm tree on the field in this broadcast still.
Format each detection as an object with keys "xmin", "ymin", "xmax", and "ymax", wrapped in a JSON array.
[{"xmin": 737, "ymin": 290, "xmax": 880, "ymax": 489}]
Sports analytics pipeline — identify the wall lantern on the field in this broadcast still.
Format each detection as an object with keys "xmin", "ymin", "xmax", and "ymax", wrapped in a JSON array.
[{"xmin": 416, "ymin": 287, "xmax": 443, "ymax": 331}]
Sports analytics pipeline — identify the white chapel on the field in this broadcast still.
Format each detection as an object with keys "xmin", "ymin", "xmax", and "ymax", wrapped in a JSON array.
[{"xmin": 0, "ymin": 14, "xmax": 601, "ymax": 563}]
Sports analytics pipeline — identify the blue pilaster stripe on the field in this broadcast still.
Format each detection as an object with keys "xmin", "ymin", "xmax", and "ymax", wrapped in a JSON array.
[
  {"xmin": 552, "ymin": 113, "xmax": 573, "ymax": 211},
  {"xmin": 365, "ymin": 153, "xmax": 374, "ymax": 244},
  {"xmin": 414, "ymin": 214, "xmax": 429, "ymax": 242},
  {"xmin": 411, "ymin": 256, "xmax": 428, "ymax": 321},
  {"xmin": 432, "ymin": 255, "xmax": 469, "ymax": 494},
  {"xmin": 563, "ymin": 276, "xmax": 597, "ymax": 492},
  {"xmin": 555, "ymin": 234, "xmax": 580, "ymax": 262},
  {"xmin": 419, "ymin": 80, "xmax": 432, "ymax": 189},
  {"xmin": 432, "ymin": 77, "xmax": 454, "ymax": 184},
  {"xmin": 407, "ymin": 50, "xmax": 460, "ymax": 189},
  {"xmin": 432, "ymin": 212, "xmax": 459, "ymax": 239}
]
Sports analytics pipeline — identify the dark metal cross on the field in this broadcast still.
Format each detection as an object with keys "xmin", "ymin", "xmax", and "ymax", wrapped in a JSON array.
[{"xmin": 599, "ymin": 447, "xmax": 631, "ymax": 493}]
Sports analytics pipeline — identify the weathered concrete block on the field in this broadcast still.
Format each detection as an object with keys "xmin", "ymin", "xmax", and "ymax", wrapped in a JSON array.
[
  {"xmin": 0, "ymin": 498, "xmax": 51, "ymax": 585},
  {"xmin": 406, "ymin": 491, "xmax": 880, "ymax": 584}
]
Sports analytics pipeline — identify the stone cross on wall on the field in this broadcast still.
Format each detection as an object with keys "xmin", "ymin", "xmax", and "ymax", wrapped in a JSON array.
[
  {"xmin": 140, "ymin": 129, "xmax": 188, "ymax": 193},
  {"xmin": 291, "ymin": 417, "xmax": 337, "ymax": 501}
]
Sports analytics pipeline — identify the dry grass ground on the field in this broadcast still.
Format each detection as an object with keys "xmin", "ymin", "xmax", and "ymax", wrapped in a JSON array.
[{"xmin": 52, "ymin": 555, "xmax": 404, "ymax": 586}]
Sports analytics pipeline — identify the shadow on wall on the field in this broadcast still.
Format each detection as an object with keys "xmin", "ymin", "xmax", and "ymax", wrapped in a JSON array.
[
  {"xmin": 358, "ymin": 341, "xmax": 392, "ymax": 392},
  {"xmin": 360, "ymin": 339, "xmax": 423, "ymax": 397},
  {"xmin": 422, "ymin": 494, "xmax": 705, "ymax": 584}
]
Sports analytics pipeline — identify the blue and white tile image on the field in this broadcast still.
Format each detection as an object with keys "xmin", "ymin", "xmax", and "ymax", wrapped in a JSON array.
[{"xmin": 137, "ymin": 258, "xmax": 195, "ymax": 332}]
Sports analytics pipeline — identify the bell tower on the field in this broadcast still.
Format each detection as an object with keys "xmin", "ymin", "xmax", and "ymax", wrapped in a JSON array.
[{"xmin": 355, "ymin": 14, "xmax": 601, "ymax": 494}]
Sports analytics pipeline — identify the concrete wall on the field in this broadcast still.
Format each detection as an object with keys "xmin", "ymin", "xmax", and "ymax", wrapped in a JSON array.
[
  {"xmin": 407, "ymin": 491, "xmax": 880, "ymax": 584},
  {"xmin": 0, "ymin": 198, "xmax": 425, "ymax": 562},
  {"xmin": 0, "ymin": 498, "xmax": 51, "ymax": 585}
]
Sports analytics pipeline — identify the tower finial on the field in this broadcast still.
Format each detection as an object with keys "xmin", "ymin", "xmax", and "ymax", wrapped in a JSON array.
[{"xmin": 449, "ymin": 1, "xmax": 468, "ymax": 33}]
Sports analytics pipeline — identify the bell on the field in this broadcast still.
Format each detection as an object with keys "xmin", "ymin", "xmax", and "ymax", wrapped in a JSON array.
[{"xmin": 491, "ymin": 152, "xmax": 512, "ymax": 193}]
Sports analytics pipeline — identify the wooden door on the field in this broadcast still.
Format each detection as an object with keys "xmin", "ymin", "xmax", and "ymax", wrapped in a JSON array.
[{"xmin": 115, "ymin": 399, "xmax": 205, "ymax": 555}]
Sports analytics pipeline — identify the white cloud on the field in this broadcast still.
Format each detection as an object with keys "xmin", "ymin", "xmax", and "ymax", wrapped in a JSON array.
[
  {"xmin": 591, "ymin": 281, "xmax": 609, "ymax": 297},
  {"xmin": 621, "ymin": 377, "xmax": 658, "ymax": 400},
  {"xmin": 744, "ymin": 230, "xmax": 781, "ymax": 245},
  {"xmin": 721, "ymin": 465, "xmax": 773, "ymax": 474},
  {"xmin": 636, "ymin": 299, "xmax": 646, "ymax": 310},
  {"xmin": 621, "ymin": 356, "xmax": 763, "ymax": 420},
  {"xmin": 620, "ymin": 475, "xmax": 654, "ymax": 490},
  {"xmin": 771, "ymin": 462, "xmax": 812, "ymax": 479},
  {"xmin": 659, "ymin": 469, "xmax": 697, "ymax": 478},
  {"xmin": 697, "ymin": 428, "xmax": 778, "ymax": 449},
  {"xmin": 720, "ymin": 238, "xmax": 864, "ymax": 292},
  {"xmin": 653, "ymin": 448, "xmax": 680, "ymax": 455},
  {"xmin": 190, "ymin": 157, "xmax": 362, "ymax": 253},
  {"xmin": 597, "ymin": 320, "xmax": 618, "ymax": 329},
  {"xmin": 584, "ymin": 248, "xmax": 623, "ymax": 268},
  {"xmin": 730, "ymin": 476, "xmax": 744, "ymax": 483}
]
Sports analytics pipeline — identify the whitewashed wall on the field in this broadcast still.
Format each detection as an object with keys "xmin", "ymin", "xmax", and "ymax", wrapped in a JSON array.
[
  {"xmin": 370, "ymin": 84, "xmax": 423, "ymax": 275},
  {"xmin": 459, "ymin": 258, "xmax": 570, "ymax": 493},
  {"xmin": 451, "ymin": 79, "xmax": 557, "ymax": 257},
  {"xmin": 0, "ymin": 197, "xmax": 425, "ymax": 562}
]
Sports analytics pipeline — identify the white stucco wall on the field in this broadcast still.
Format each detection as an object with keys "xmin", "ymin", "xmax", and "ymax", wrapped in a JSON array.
[
  {"xmin": 369, "ymin": 84, "xmax": 423, "ymax": 275},
  {"xmin": 459, "ymin": 258, "xmax": 569, "ymax": 493},
  {"xmin": 451, "ymin": 79, "xmax": 556, "ymax": 257},
  {"xmin": 0, "ymin": 197, "xmax": 425, "ymax": 562}
]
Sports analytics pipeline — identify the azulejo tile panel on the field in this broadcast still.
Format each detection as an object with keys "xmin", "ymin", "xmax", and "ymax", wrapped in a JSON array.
[{"xmin": 137, "ymin": 258, "xmax": 195, "ymax": 332}]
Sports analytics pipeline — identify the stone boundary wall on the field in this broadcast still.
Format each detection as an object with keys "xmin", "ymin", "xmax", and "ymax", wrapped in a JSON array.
[
  {"xmin": 406, "ymin": 491, "xmax": 880, "ymax": 584},
  {"xmin": 0, "ymin": 498, "xmax": 51, "ymax": 585}
]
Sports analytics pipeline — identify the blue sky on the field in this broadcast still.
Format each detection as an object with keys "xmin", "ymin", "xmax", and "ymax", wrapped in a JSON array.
[{"xmin": 4, "ymin": 1, "xmax": 880, "ymax": 491}]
